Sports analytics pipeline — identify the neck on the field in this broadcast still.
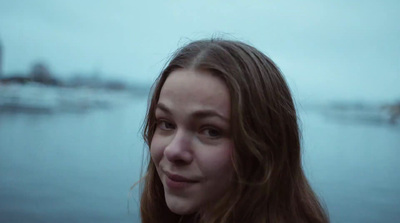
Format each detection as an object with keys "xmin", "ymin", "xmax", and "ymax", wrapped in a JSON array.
[{"xmin": 179, "ymin": 214, "xmax": 198, "ymax": 223}]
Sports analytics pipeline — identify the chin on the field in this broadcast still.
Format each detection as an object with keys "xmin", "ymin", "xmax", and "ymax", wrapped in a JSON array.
[
  {"xmin": 170, "ymin": 209, "xmax": 193, "ymax": 215},
  {"xmin": 168, "ymin": 205, "xmax": 197, "ymax": 215},
  {"xmin": 165, "ymin": 199, "xmax": 198, "ymax": 215}
]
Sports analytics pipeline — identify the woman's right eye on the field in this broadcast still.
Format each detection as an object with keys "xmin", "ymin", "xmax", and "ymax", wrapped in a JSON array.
[{"xmin": 157, "ymin": 120, "xmax": 175, "ymax": 130}]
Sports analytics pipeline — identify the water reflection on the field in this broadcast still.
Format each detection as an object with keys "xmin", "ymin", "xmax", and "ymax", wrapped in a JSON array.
[
  {"xmin": 0, "ymin": 95, "xmax": 146, "ymax": 223},
  {"xmin": 0, "ymin": 95, "xmax": 399, "ymax": 223}
]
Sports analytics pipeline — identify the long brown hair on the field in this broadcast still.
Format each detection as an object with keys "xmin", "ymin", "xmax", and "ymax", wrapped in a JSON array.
[{"xmin": 141, "ymin": 39, "xmax": 329, "ymax": 223}]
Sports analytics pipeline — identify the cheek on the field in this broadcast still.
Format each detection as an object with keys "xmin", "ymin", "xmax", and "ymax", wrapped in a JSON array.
[
  {"xmin": 200, "ymin": 142, "xmax": 234, "ymax": 178},
  {"xmin": 150, "ymin": 135, "xmax": 164, "ymax": 164}
]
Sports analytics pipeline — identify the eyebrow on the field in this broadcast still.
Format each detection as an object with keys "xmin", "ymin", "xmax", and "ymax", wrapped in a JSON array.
[{"xmin": 156, "ymin": 102, "xmax": 229, "ymax": 123}]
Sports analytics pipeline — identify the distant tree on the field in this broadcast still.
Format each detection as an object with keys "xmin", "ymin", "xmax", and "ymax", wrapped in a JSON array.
[{"xmin": 30, "ymin": 62, "xmax": 59, "ymax": 85}]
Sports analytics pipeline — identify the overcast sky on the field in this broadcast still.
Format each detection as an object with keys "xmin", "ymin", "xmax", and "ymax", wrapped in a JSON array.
[{"xmin": 0, "ymin": 0, "xmax": 399, "ymax": 102}]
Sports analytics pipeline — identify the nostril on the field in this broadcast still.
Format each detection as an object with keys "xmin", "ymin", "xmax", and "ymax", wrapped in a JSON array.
[
  {"xmin": 164, "ymin": 145, "xmax": 193, "ymax": 164},
  {"xmin": 164, "ymin": 146, "xmax": 193, "ymax": 164},
  {"xmin": 172, "ymin": 159, "xmax": 189, "ymax": 166}
]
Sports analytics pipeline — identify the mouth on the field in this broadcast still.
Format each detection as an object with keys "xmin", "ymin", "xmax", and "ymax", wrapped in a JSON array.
[{"xmin": 163, "ymin": 171, "xmax": 199, "ymax": 189}]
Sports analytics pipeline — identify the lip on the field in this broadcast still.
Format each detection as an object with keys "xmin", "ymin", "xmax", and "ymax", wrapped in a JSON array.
[{"xmin": 163, "ymin": 171, "xmax": 199, "ymax": 189}]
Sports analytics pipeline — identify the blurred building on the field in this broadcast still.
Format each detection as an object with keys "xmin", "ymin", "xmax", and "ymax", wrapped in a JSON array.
[
  {"xmin": 30, "ymin": 62, "xmax": 59, "ymax": 85},
  {"xmin": 0, "ymin": 40, "xmax": 3, "ymax": 78}
]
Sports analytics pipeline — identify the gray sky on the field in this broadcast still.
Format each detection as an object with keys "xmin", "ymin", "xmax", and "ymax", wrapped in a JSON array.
[{"xmin": 0, "ymin": 0, "xmax": 399, "ymax": 102}]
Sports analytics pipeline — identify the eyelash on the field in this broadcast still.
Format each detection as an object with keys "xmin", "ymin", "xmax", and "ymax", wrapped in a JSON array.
[
  {"xmin": 200, "ymin": 127, "xmax": 222, "ymax": 139},
  {"xmin": 155, "ymin": 119, "xmax": 223, "ymax": 139},
  {"xmin": 156, "ymin": 119, "xmax": 175, "ymax": 130}
]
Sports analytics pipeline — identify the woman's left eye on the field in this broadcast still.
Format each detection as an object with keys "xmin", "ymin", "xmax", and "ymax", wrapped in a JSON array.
[{"xmin": 201, "ymin": 127, "xmax": 222, "ymax": 138}]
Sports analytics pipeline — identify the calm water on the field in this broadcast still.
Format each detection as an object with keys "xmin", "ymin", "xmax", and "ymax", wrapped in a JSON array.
[{"xmin": 0, "ymin": 97, "xmax": 399, "ymax": 223}]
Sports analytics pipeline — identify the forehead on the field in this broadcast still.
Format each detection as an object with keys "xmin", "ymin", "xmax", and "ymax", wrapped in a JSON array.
[{"xmin": 158, "ymin": 69, "xmax": 231, "ymax": 116}]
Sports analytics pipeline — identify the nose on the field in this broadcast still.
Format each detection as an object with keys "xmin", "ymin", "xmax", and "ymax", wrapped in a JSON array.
[{"xmin": 164, "ymin": 129, "xmax": 193, "ymax": 164}]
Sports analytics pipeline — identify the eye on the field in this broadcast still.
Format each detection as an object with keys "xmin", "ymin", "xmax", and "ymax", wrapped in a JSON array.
[
  {"xmin": 201, "ymin": 127, "xmax": 222, "ymax": 138},
  {"xmin": 157, "ymin": 120, "xmax": 175, "ymax": 130}
]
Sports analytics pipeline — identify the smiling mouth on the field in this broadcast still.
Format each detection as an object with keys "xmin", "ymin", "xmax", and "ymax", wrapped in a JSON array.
[{"xmin": 164, "ymin": 171, "xmax": 199, "ymax": 189}]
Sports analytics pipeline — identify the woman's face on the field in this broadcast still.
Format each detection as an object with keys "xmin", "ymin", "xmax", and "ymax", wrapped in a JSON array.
[{"xmin": 150, "ymin": 68, "xmax": 234, "ymax": 215}]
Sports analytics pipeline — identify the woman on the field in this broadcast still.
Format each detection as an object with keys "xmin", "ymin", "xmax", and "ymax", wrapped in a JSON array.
[{"xmin": 140, "ymin": 39, "xmax": 329, "ymax": 223}]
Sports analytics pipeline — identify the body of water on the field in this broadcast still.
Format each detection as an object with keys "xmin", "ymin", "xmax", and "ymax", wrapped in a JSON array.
[{"xmin": 0, "ymin": 97, "xmax": 399, "ymax": 222}]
